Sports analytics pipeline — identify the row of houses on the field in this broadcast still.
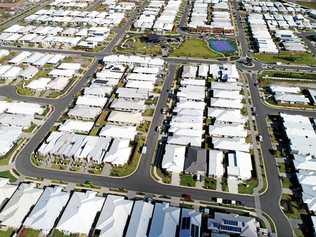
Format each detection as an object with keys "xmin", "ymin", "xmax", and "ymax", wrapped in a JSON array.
[
  {"xmin": 248, "ymin": 13, "xmax": 279, "ymax": 54},
  {"xmin": 24, "ymin": 9, "xmax": 125, "ymax": 27},
  {"xmin": 270, "ymin": 85, "xmax": 309, "ymax": 105},
  {"xmin": 188, "ymin": 0, "xmax": 234, "ymax": 35},
  {"xmin": 0, "ymin": 178, "xmax": 263, "ymax": 237},
  {"xmin": 269, "ymin": 84, "xmax": 316, "ymax": 105},
  {"xmin": 208, "ymin": 70, "xmax": 252, "ymax": 193},
  {"xmin": 37, "ymin": 61, "xmax": 131, "ymax": 165},
  {"xmin": 0, "ymin": 0, "xmax": 133, "ymax": 49},
  {"xmin": 280, "ymin": 113, "xmax": 316, "ymax": 232},
  {"xmin": 49, "ymin": 0, "xmax": 96, "ymax": 9},
  {"xmin": 0, "ymin": 24, "xmax": 110, "ymax": 49},
  {"xmin": 37, "ymin": 55, "xmax": 164, "ymax": 166},
  {"xmin": 242, "ymin": 0, "xmax": 312, "ymax": 30},
  {"xmin": 0, "ymin": 50, "xmax": 82, "ymax": 92},
  {"xmin": 0, "ymin": 99, "xmax": 44, "ymax": 156},
  {"xmin": 275, "ymin": 30, "xmax": 306, "ymax": 52},
  {"xmin": 134, "ymin": 0, "xmax": 181, "ymax": 32},
  {"xmin": 161, "ymin": 63, "xmax": 253, "ymax": 193}
]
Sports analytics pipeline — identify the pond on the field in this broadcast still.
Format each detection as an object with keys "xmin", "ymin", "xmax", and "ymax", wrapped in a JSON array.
[{"xmin": 208, "ymin": 38, "xmax": 237, "ymax": 54}]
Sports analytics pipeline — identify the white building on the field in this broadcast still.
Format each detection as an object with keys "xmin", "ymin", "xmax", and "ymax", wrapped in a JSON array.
[
  {"xmin": 95, "ymin": 195, "xmax": 133, "ymax": 237},
  {"xmin": 23, "ymin": 187, "xmax": 70, "ymax": 234},
  {"xmin": 56, "ymin": 191, "xmax": 104, "ymax": 235}
]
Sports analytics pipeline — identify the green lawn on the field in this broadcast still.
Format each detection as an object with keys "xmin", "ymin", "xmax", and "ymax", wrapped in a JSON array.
[
  {"xmin": 0, "ymin": 157, "xmax": 10, "ymax": 166},
  {"xmin": 0, "ymin": 229, "xmax": 14, "ymax": 237},
  {"xmin": 238, "ymin": 178, "xmax": 258, "ymax": 194},
  {"xmin": 89, "ymin": 127, "xmax": 100, "ymax": 136},
  {"xmin": 51, "ymin": 229, "xmax": 71, "ymax": 237},
  {"xmin": 171, "ymin": 39, "xmax": 222, "ymax": 59},
  {"xmin": 143, "ymin": 108, "xmax": 154, "ymax": 117},
  {"xmin": 204, "ymin": 177, "xmax": 216, "ymax": 189},
  {"xmin": 297, "ymin": 1, "xmax": 316, "ymax": 9},
  {"xmin": 0, "ymin": 171, "xmax": 17, "ymax": 182},
  {"xmin": 156, "ymin": 168, "xmax": 171, "ymax": 184},
  {"xmin": 180, "ymin": 174, "xmax": 196, "ymax": 187},
  {"xmin": 16, "ymin": 86, "xmax": 35, "ymax": 96},
  {"xmin": 23, "ymin": 122, "xmax": 37, "ymax": 133},
  {"xmin": 282, "ymin": 177, "xmax": 292, "ymax": 189},
  {"xmin": 278, "ymin": 162, "xmax": 286, "ymax": 173},
  {"xmin": 255, "ymin": 52, "xmax": 316, "ymax": 66}
]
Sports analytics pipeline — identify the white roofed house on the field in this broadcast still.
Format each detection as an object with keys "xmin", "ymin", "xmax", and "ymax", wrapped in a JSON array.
[
  {"xmin": 67, "ymin": 105, "xmax": 102, "ymax": 120},
  {"xmin": 0, "ymin": 125, "xmax": 23, "ymax": 156},
  {"xmin": 95, "ymin": 195, "xmax": 133, "ymax": 237},
  {"xmin": 0, "ymin": 66, "xmax": 21, "ymax": 81},
  {"xmin": 208, "ymin": 212, "xmax": 258, "ymax": 236},
  {"xmin": 59, "ymin": 119, "xmax": 94, "ymax": 134},
  {"xmin": 76, "ymin": 95, "xmax": 108, "ymax": 108},
  {"xmin": 23, "ymin": 187, "xmax": 70, "ymax": 235},
  {"xmin": 6, "ymin": 101, "xmax": 44, "ymax": 116},
  {"xmin": 19, "ymin": 66, "xmax": 39, "ymax": 80},
  {"xmin": 126, "ymin": 200, "xmax": 154, "ymax": 237},
  {"xmin": 162, "ymin": 144, "xmax": 186, "ymax": 173},
  {"xmin": 0, "ymin": 178, "xmax": 17, "ymax": 209},
  {"xmin": 107, "ymin": 111, "xmax": 143, "ymax": 126},
  {"xmin": 209, "ymin": 64, "xmax": 239, "ymax": 82},
  {"xmin": 227, "ymin": 152, "xmax": 253, "ymax": 181},
  {"xmin": 149, "ymin": 202, "xmax": 180, "ymax": 237},
  {"xmin": 99, "ymin": 124, "xmax": 137, "ymax": 140},
  {"xmin": 208, "ymin": 149, "xmax": 224, "ymax": 178},
  {"xmin": 0, "ymin": 183, "xmax": 43, "ymax": 230},
  {"xmin": 182, "ymin": 65, "xmax": 198, "ymax": 78},
  {"xmin": 56, "ymin": 191, "xmax": 104, "ymax": 235},
  {"xmin": 110, "ymin": 98, "xmax": 146, "ymax": 112}
]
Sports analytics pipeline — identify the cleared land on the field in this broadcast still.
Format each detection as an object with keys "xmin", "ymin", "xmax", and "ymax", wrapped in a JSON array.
[
  {"xmin": 260, "ymin": 70, "xmax": 316, "ymax": 80},
  {"xmin": 255, "ymin": 52, "xmax": 316, "ymax": 66},
  {"xmin": 297, "ymin": 1, "xmax": 316, "ymax": 9}
]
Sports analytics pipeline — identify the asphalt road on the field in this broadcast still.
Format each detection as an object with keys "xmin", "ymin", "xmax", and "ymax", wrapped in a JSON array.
[{"xmin": 245, "ymin": 72, "xmax": 293, "ymax": 237}]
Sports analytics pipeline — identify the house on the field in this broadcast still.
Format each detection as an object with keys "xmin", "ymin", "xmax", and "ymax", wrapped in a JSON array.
[
  {"xmin": 0, "ymin": 178, "xmax": 17, "ymax": 209},
  {"xmin": 179, "ymin": 208, "xmax": 202, "ymax": 237},
  {"xmin": 126, "ymin": 200, "xmax": 154, "ymax": 237},
  {"xmin": 149, "ymin": 202, "xmax": 180, "ymax": 237},
  {"xmin": 56, "ymin": 191, "xmax": 104, "ymax": 235},
  {"xmin": 23, "ymin": 187, "xmax": 70, "ymax": 234},
  {"xmin": 59, "ymin": 119, "xmax": 94, "ymax": 134},
  {"xmin": 208, "ymin": 150, "xmax": 224, "ymax": 178},
  {"xmin": 183, "ymin": 147, "xmax": 207, "ymax": 177},
  {"xmin": 227, "ymin": 152, "xmax": 253, "ymax": 181},
  {"xmin": 161, "ymin": 144, "xmax": 186, "ymax": 173},
  {"xmin": 208, "ymin": 212, "xmax": 258, "ymax": 237},
  {"xmin": 95, "ymin": 195, "xmax": 133, "ymax": 237},
  {"xmin": 107, "ymin": 111, "xmax": 143, "ymax": 126},
  {"xmin": 0, "ymin": 183, "xmax": 43, "ymax": 229},
  {"xmin": 99, "ymin": 124, "xmax": 137, "ymax": 140}
]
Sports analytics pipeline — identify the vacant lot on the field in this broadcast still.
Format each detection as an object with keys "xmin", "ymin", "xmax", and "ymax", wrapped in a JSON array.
[{"xmin": 255, "ymin": 52, "xmax": 316, "ymax": 66}]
